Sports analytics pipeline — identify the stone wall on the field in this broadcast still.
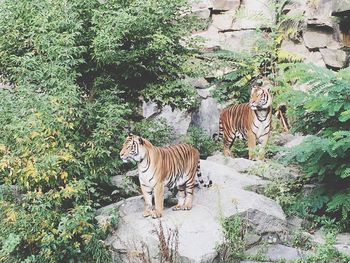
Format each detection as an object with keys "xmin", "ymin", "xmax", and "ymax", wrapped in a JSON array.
[{"xmin": 141, "ymin": 0, "xmax": 350, "ymax": 140}]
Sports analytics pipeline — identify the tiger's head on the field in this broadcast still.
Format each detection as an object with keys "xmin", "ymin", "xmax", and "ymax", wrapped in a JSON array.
[
  {"xmin": 120, "ymin": 134, "xmax": 147, "ymax": 163},
  {"xmin": 249, "ymin": 86, "xmax": 272, "ymax": 110}
]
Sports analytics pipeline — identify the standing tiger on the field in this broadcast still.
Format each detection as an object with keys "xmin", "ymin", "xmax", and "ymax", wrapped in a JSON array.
[
  {"xmin": 119, "ymin": 134, "xmax": 212, "ymax": 219},
  {"xmin": 218, "ymin": 85, "xmax": 272, "ymax": 160}
]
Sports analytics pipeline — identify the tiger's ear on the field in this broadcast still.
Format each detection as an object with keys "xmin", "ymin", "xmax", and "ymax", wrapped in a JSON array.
[
  {"xmin": 139, "ymin": 137, "xmax": 144, "ymax": 145},
  {"xmin": 128, "ymin": 132, "xmax": 134, "ymax": 137}
]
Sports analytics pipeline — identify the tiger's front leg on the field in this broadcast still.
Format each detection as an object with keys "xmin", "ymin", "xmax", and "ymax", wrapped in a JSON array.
[
  {"xmin": 172, "ymin": 185, "xmax": 186, "ymax": 211},
  {"xmin": 152, "ymin": 183, "xmax": 164, "ymax": 218},
  {"xmin": 257, "ymin": 133, "xmax": 269, "ymax": 160},
  {"xmin": 140, "ymin": 184, "xmax": 153, "ymax": 217}
]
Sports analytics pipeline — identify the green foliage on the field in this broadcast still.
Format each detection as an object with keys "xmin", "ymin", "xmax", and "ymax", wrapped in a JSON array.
[
  {"xmin": 0, "ymin": 0, "xmax": 200, "ymax": 261},
  {"xmin": 0, "ymin": 181, "xmax": 111, "ymax": 263},
  {"xmin": 217, "ymin": 215, "xmax": 246, "ymax": 262},
  {"xmin": 293, "ymin": 232, "xmax": 350, "ymax": 263},
  {"xmin": 278, "ymin": 64, "xmax": 350, "ymax": 229},
  {"xmin": 182, "ymin": 128, "xmax": 220, "ymax": 158},
  {"xmin": 142, "ymin": 80, "xmax": 199, "ymax": 110},
  {"xmin": 133, "ymin": 118, "xmax": 172, "ymax": 147}
]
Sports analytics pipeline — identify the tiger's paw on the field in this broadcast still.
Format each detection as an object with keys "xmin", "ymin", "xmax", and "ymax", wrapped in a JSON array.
[
  {"xmin": 143, "ymin": 211, "xmax": 152, "ymax": 217},
  {"xmin": 181, "ymin": 205, "xmax": 192, "ymax": 210},
  {"xmin": 151, "ymin": 210, "xmax": 162, "ymax": 219},
  {"xmin": 172, "ymin": 204, "xmax": 183, "ymax": 211}
]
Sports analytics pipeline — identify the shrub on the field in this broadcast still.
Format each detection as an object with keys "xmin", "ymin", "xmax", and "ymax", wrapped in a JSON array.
[
  {"xmin": 133, "ymin": 118, "xmax": 172, "ymax": 147},
  {"xmin": 182, "ymin": 127, "xmax": 220, "ymax": 158},
  {"xmin": 280, "ymin": 64, "xmax": 350, "ymax": 229}
]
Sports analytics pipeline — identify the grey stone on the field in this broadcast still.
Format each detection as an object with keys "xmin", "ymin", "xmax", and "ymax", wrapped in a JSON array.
[
  {"xmin": 305, "ymin": 51, "xmax": 327, "ymax": 67},
  {"xmin": 218, "ymin": 30, "xmax": 258, "ymax": 52},
  {"xmin": 192, "ymin": 8, "xmax": 211, "ymax": 19},
  {"xmin": 206, "ymin": 153, "xmax": 261, "ymax": 172},
  {"xmin": 106, "ymin": 159, "xmax": 286, "ymax": 263},
  {"xmin": 303, "ymin": 27, "xmax": 336, "ymax": 50},
  {"xmin": 187, "ymin": 77, "xmax": 209, "ymax": 89},
  {"xmin": 284, "ymin": 134, "xmax": 309, "ymax": 148},
  {"xmin": 190, "ymin": 97, "xmax": 223, "ymax": 136},
  {"xmin": 246, "ymin": 244, "xmax": 303, "ymax": 261},
  {"xmin": 320, "ymin": 48, "xmax": 349, "ymax": 69},
  {"xmin": 212, "ymin": 12, "xmax": 234, "ymax": 31},
  {"xmin": 212, "ymin": 0, "xmax": 240, "ymax": 11},
  {"xmin": 156, "ymin": 105, "xmax": 192, "ymax": 142},
  {"xmin": 332, "ymin": 0, "xmax": 350, "ymax": 16},
  {"xmin": 142, "ymin": 101, "xmax": 159, "ymax": 119},
  {"xmin": 231, "ymin": 0, "xmax": 274, "ymax": 30},
  {"xmin": 287, "ymin": 215, "xmax": 303, "ymax": 232},
  {"xmin": 335, "ymin": 232, "xmax": 350, "ymax": 256},
  {"xmin": 245, "ymin": 233, "xmax": 261, "ymax": 247},
  {"xmin": 196, "ymin": 88, "xmax": 211, "ymax": 99}
]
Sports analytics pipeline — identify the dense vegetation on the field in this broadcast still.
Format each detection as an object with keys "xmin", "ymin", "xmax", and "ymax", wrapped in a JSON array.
[
  {"xmin": 1, "ymin": 0, "xmax": 350, "ymax": 261},
  {"xmin": 0, "ymin": 0, "xmax": 199, "ymax": 261}
]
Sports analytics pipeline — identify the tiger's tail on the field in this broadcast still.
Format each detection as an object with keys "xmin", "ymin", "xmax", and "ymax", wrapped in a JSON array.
[
  {"xmin": 212, "ymin": 119, "xmax": 224, "ymax": 142},
  {"xmin": 197, "ymin": 161, "xmax": 212, "ymax": 188}
]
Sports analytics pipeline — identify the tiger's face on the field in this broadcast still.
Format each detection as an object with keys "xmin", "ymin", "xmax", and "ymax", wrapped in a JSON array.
[
  {"xmin": 120, "ymin": 134, "xmax": 145, "ymax": 163},
  {"xmin": 249, "ymin": 86, "xmax": 272, "ymax": 110}
]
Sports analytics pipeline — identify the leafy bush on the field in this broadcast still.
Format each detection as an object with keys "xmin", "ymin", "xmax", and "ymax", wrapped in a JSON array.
[
  {"xmin": 0, "ymin": 0, "xmax": 200, "ymax": 261},
  {"xmin": 217, "ymin": 215, "xmax": 246, "ymax": 262},
  {"xmin": 280, "ymin": 64, "xmax": 350, "ymax": 229},
  {"xmin": 133, "ymin": 118, "xmax": 172, "ymax": 147},
  {"xmin": 182, "ymin": 127, "xmax": 220, "ymax": 158}
]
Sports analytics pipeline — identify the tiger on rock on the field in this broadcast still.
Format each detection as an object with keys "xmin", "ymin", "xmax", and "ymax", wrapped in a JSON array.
[
  {"xmin": 218, "ymin": 84, "xmax": 272, "ymax": 160},
  {"xmin": 119, "ymin": 134, "xmax": 212, "ymax": 219}
]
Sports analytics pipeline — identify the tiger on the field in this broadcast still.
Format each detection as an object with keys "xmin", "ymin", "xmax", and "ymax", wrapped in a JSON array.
[
  {"xmin": 217, "ymin": 85, "xmax": 272, "ymax": 160},
  {"xmin": 119, "ymin": 134, "xmax": 212, "ymax": 219}
]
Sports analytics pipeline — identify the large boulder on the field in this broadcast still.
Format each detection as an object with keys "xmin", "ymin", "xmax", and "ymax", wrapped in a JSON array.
[
  {"xmin": 212, "ymin": 0, "xmax": 240, "ymax": 11},
  {"xmin": 141, "ymin": 101, "xmax": 192, "ymax": 142},
  {"xmin": 332, "ymin": 0, "xmax": 350, "ymax": 16},
  {"xmin": 246, "ymin": 244, "xmax": 305, "ymax": 261},
  {"xmin": 105, "ymin": 158, "xmax": 288, "ymax": 263},
  {"xmin": 303, "ymin": 27, "xmax": 337, "ymax": 50},
  {"xmin": 190, "ymin": 97, "xmax": 223, "ymax": 137},
  {"xmin": 320, "ymin": 48, "xmax": 349, "ymax": 69}
]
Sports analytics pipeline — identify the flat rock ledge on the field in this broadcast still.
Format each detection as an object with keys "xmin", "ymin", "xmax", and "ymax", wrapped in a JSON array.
[{"xmin": 104, "ymin": 157, "xmax": 288, "ymax": 263}]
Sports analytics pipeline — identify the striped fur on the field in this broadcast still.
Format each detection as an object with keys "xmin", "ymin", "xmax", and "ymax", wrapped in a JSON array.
[
  {"xmin": 218, "ymin": 86, "xmax": 272, "ymax": 160},
  {"xmin": 120, "ymin": 134, "xmax": 211, "ymax": 218}
]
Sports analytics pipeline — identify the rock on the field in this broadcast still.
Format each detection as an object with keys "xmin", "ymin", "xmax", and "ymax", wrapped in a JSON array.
[
  {"xmin": 284, "ymin": 134, "xmax": 309, "ymax": 148},
  {"xmin": 106, "ymin": 158, "xmax": 287, "ymax": 262},
  {"xmin": 142, "ymin": 101, "xmax": 159, "ymax": 119},
  {"xmin": 212, "ymin": 0, "xmax": 240, "ymax": 11},
  {"xmin": 245, "ymin": 233, "xmax": 261, "ymax": 247},
  {"xmin": 335, "ymin": 232, "xmax": 350, "ymax": 256},
  {"xmin": 111, "ymin": 169, "xmax": 138, "ymax": 187},
  {"xmin": 196, "ymin": 88, "xmax": 211, "ymax": 99},
  {"xmin": 303, "ymin": 27, "xmax": 336, "ymax": 50},
  {"xmin": 231, "ymin": 0, "xmax": 274, "ymax": 30},
  {"xmin": 320, "ymin": 48, "xmax": 349, "ymax": 69},
  {"xmin": 246, "ymin": 244, "xmax": 304, "ymax": 261},
  {"xmin": 187, "ymin": 77, "xmax": 209, "ymax": 89},
  {"xmin": 206, "ymin": 153, "xmax": 260, "ymax": 172},
  {"xmin": 156, "ymin": 105, "xmax": 192, "ymax": 142},
  {"xmin": 287, "ymin": 215, "xmax": 303, "ymax": 232},
  {"xmin": 192, "ymin": 8, "xmax": 211, "ymax": 19},
  {"xmin": 305, "ymin": 51, "xmax": 327, "ymax": 67},
  {"xmin": 332, "ymin": 0, "xmax": 350, "ymax": 16},
  {"xmin": 212, "ymin": 12, "xmax": 234, "ymax": 31},
  {"xmin": 219, "ymin": 30, "xmax": 258, "ymax": 52},
  {"xmin": 190, "ymin": 97, "xmax": 222, "ymax": 136}
]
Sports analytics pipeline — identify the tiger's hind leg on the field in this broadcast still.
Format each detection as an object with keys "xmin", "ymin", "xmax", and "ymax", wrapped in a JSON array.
[
  {"xmin": 223, "ymin": 134, "xmax": 235, "ymax": 157},
  {"xmin": 172, "ymin": 185, "xmax": 186, "ymax": 211},
  {"xmin": 182, "ymin": 176, "xmax": 195, "ymax": 210}
]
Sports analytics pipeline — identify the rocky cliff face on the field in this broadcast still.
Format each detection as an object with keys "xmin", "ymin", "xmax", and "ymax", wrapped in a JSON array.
[{"xmin": 140, "ymin": 0, "xmax": 350, "ymax": 140}]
